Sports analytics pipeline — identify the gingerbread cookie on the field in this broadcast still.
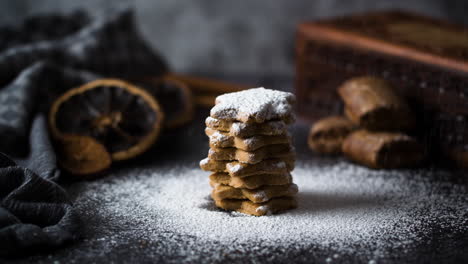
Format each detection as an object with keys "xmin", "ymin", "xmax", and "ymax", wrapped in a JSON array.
[
  {"xmin": 205, "ymin": 117, "xmax": 289, "ymax": 138},
  {"xmin": 210, "ymin": 172, "xmax": 292, "ymax": 189},
  {"xmin": 338, "ymin": 76, "xmax": 415, "ymax": 131},
  {"xmin": 342, "ymin": 130, "xmax": 424, "ymax": 169},
  {"xmin": 211, "ymin": 183, "xmax": 298, "ymax": 203},
  {"xmin": 308, "ymin": 116, "xmax": 356, "ymax": 154},
  {"xmin": 213, "ymin": 197, "xmax": 297, "ymax": 216},
  {"xmin": 206, "ymin": 127, "xmax": 291, "ymax": 151},
  {"xmin": 210, "ymin": 87, "xmax": 295, "ymax": 123},
  {"xmin": 200, "ymin": 157, "xmax": 295, "ymax": 177},
  {"xmin": 208, "ymin": 144, "xmax": 294, "ymax": 164}
]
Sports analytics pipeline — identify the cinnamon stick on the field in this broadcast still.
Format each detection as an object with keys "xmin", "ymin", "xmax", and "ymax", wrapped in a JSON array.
[{"xmin": 166, "ymin": 73, "xmax": 249, "ymax": 94}]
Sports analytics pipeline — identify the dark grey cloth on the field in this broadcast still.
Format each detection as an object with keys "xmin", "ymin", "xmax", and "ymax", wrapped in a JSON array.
[
  {"xmin": 0, "ymin": 115, "xmax": 78, "ymax": 256},
  {"xmin": 0, "ymin": 9, "xmax": 168, "ymax": 256}
]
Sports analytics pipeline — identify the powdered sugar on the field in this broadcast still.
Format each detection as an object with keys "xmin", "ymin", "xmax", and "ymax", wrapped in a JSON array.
[
  {"xmin": 210, "ymin": 87, "xmax": 295, "ymax": 123},
  {"xmin": 243, "ymin": 137, "xmax": 255, "ymax": 145},
  {"xmin": 199, "ymin": 158, "xmax": 209, "ymax": 166},
  {"xmin": 228, "ymin": 163, "xmax": 242, "ymax": 173},
  {"xmin": 252, "ymin": 190, "xmax": 268, "ymax": 202},
  {"xmin": 209, "ymin": 130, "xmax": 226, "ymax": 141},
  {"xmin": 74, "ymin": 161, "xmax": 467, "ymax": 262},
  {"xmin": 275, "ymin": 161, "xmax": 286, "ymax": 168},
  {"xmin": 255, "ymin": 205, "xmax": 270, "ymax": 215}
]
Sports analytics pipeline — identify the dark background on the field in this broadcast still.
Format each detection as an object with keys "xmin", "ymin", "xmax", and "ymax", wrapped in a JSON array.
[{"xmin": 1, "ymin": 0, "xmax": 467, "ymax": 76}]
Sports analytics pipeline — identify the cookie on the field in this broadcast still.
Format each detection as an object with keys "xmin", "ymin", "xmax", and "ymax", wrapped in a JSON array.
[
  {"xmin": 210, "ymin": 87, "xmax": 295, "ymax": 123},
  {"xmin": 206, "ymin": 127, "xmax": 291, "ymax": 151},
  {"xmin": 342, "ymin": 130, "xmax": 424, "ymax": 169},
  {"xmin": 210, "ymin": 172, "xmax": 292, "ymax": 189},
  {"xmin": 211, "ymin": 183, "xmax": 298, "ymax": 203},
  {"xmin": 213, "ymin": 197, "xmax": 297, "ymax": 216},
  {"xmin": 338, "ymin": 76, "xmax": 415, "ymax": 131},
  {"xmin": 208, "ymin": 144, "xmax": 294, "ymax": 164},
  {"xmin": 308, "ymin": 116, "xmax": 356, "ymax": 154},
  {"xmin": 206, "ymin": 117, "xmax": 288, "ymax": 137},
  {"xmin": 200, "ymin": 157, "xmax": 295, "ymax": 177}
]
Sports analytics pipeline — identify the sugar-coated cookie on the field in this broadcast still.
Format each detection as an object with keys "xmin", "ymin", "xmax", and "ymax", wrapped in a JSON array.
[
  {"xmin": 208, "ymin": 144, "xmax": 294, "ymax": 164},
  {"xmin": 210, "ymin": 87, "xmax": 295, "ymax": 123},
  {"xmin": 210, "ymin": 172, "xmax": 292, "ymax": 190},
  {"xmin": 206, "ymin": 127, "xmax": 291, "ymax": 151},
  {"xmin": 213, "ymin": 197, "xmax": 297, "ymax": 216},
  {"xmin": 205, "ymin": 117, "xmax": 289, "ymax": 137},
  {"xmin": 200, "ymin": 157, "xmax": 295, "ymax": 177},
  {"xmin": 211, "ymin": 183, "xmax": 298, "ymax": 203}
]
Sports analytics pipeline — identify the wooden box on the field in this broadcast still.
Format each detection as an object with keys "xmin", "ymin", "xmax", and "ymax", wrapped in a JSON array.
[{"xmin": 295, "ymin": 10, "xmax": 468, "ymax": 164}]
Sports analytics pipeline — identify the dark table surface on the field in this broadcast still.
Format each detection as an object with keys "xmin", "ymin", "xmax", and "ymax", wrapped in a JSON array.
[{"xmin": 4, "ymin": 75, "xmax": 468, "ymax": 264}]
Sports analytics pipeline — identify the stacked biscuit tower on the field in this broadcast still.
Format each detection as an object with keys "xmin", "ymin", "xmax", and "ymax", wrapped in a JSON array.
[{"xmin": 200, "ymin": 87, "xmax": 298, "ymax": 216}]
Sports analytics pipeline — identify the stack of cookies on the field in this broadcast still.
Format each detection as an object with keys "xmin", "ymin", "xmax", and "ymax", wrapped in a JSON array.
[{"xmin": 200, "ymin": 87, "xmax": 298, "ymax": 216}]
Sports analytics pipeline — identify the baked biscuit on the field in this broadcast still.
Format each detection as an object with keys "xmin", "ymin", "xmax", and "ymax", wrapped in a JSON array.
[
  {"xmin": 210, "ymin": 87, "xmax": 295, "ymax": 123},
  {"xmin": 208, "ymin": 144, "xmax": 294, "ymax": 164},
  {"xmin": 211, "ymin": 183, "xmax": 298, "ymax": 203},
  {"xmin": 213, "ymin": 197, "xmax": 297, "ymax": 216},
  {"xmin": 308, "ymin": 116, "xmax": 356, "ymax": 154},
  {"xmin": 210, "ymin": 172, "xmax": 292, "ymax": 189},
  {"xmin": 338, "ymin": 76, "xmax": 415, "ymax": 131},
  {"xmin": 200, "ymin": 157, "xmax": 295, "ymax": 177},
  {"xmin": 205, "ymin": 117, "xmax": 288, "ymax": 137},
  {"xmin": 206, "ymin": 127, "xmax": 291, "ymax": 151},
  {"xmin": 342, "ymin": 130, "xmax": 424, "ymax": 169}
]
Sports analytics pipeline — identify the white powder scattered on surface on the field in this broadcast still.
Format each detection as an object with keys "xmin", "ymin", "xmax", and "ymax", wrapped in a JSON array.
[
  {"xmin": 73, "ymin": 162, "xmax": 467, "ymax": 263},
  {"xmin": 210, "ymin": 87, "xmax": 295, "ymax": 123}
]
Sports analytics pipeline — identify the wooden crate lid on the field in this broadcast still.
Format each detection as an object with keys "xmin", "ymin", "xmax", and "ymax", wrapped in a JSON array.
[{"xmin": 298, "ymin": 10, "xmax": 468, "ymax": 73}]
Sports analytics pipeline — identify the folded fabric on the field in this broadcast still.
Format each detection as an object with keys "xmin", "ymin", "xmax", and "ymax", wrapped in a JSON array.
[
  {"xmin": 0, "ymin": 8, "xmax": 168, "ymax": 256},
  {"xmin": 0, "ymin": 115, "xmax": 79, "ymax": 256}
]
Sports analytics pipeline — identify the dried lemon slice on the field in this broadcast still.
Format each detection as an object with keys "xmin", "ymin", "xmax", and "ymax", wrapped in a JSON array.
[
  {"xmin": 55, "ymin": 135, "xmax": 112, "ymax": 176},
  {"xmin": 49, "ymin": 79, "xmax": 164, "ymax": 171}
]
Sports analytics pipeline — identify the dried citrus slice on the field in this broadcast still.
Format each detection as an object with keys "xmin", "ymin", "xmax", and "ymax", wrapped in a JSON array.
[
  {"xmin": 55, "ymin": 135, "xmax": 112, "ymax": 176},
  {"xmin": 138, "ymin": 75, "xmax": 194, "ymax": 129},
  {"xmin": 49, "ymin": 79, "xmax": 164, "ymax": 163}
]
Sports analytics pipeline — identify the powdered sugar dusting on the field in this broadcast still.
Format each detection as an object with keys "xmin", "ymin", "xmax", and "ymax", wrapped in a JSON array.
[
  {"xmin": 253, "ymin": 190, "xmax": 268, "ymax": 202},
  {"xmin": 255, "ymin": 205, "xmax": 270, "ymax": 214},
  {"xmin": 211, "ymin": 87, "xmax": 295, "ymax": 123},
  {"xmin": 199, "ymin": 158, "xmax": 209, "ymax": 166},
  {"xmin": 230, "ymin": 122, "xmax": 243, "ymax": 134},
  {"xmin": 74, "ymin": 162, "xmax": 467, "ymax": 262},
  {"xmin": 275, "ymin": 161, "xmax": 286, "ymax": 168},
  {"xmin": 228, "ymin": 163, "xmax": 242, "ymax": 173},
  {"xmin": 210, "ymin": 130, "xmax": 226, "ymax": 141}
]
